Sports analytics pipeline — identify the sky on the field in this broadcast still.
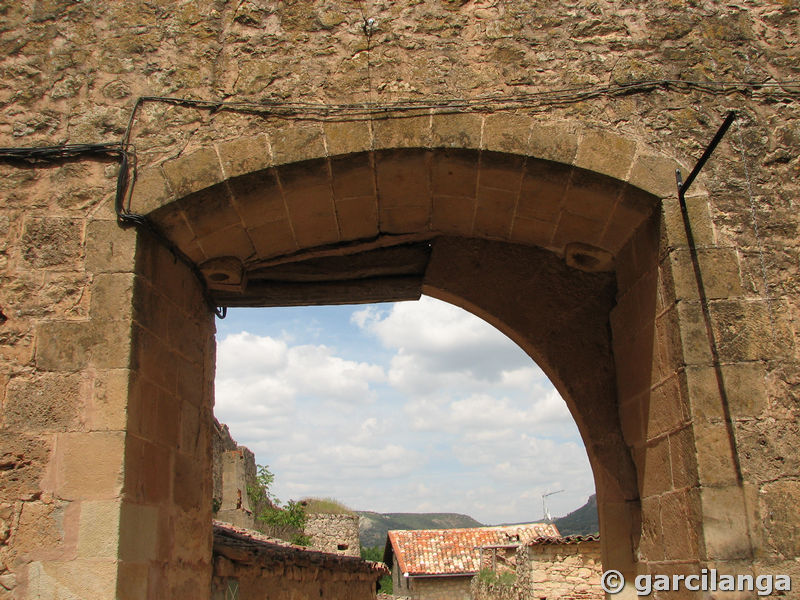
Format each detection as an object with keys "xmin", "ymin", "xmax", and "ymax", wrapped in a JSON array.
[{"xmin": 213, "ymin": 295, "xmax": 595, "ymax": 525}]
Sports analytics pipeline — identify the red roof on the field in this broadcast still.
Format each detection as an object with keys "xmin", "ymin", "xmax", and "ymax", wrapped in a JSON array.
[{"xmin": 387, "ymin": 523, "xmax": 560, "ymax": 576}]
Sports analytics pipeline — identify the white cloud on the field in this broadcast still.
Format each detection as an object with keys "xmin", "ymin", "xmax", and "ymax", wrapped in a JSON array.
[{"xmin": 215, "ymin": 300, "xmax": 595, "ymax": 525}]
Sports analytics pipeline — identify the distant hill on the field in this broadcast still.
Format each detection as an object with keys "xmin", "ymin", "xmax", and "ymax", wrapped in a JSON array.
[
  {"xmin": 553, "ymin": 494, "xmax": 599, "ymax": 536},
  {"xmin": 357, "ymin": 512, "xmax": 484, "ymax": 547},
  {"xmin": 357, "ymin": 495, "xmax": 599, "ymax": 548}
]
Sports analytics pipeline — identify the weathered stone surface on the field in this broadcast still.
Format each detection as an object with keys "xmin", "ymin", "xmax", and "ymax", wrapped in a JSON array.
[
  {"xmin": 21, "ymin": 218, "xmax": 82, "ymax": 269},
  {"xmin": 4, "ymin": 373, "xmax": 84, "ymax": 432}
]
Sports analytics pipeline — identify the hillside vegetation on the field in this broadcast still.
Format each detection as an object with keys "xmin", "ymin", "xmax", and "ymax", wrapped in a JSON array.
[
  {"xmin": 357, "ymin": 512, "xmax": 484, "ymax": 547},
  {"xmin": 358, "ymin": 496, "xmax": 599, "ymax": 546},
  {"xmin": 553, "ymin": 494, "xmax": 599, "ymax": 536}
]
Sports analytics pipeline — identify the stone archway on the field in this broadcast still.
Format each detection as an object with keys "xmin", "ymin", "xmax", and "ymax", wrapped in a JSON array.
[
  {"xmin": 116, "ymin": 112, "xmax": 740, "ymax": 598},
  {"xmin": 9, "ymin": 114, "xmax": 761, "ymax": 599}
]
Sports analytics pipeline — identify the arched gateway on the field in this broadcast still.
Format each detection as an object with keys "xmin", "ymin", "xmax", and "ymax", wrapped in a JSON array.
[
  {"xmin": 78, "ymin": 113, "xmax": 752, "ymax": 597},
  {"xmin": 2, "ymin": 108, "xmax": 789, "ymax": 599}
]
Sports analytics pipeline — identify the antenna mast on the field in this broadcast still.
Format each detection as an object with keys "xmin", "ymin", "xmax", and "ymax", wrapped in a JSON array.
[{"xmin": 542, "ymin": 490, "xmax": 564, "ymax": 522}]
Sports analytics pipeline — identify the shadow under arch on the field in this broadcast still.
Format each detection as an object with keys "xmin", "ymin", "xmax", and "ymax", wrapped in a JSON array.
[{"xmin": 123, "ymin": 116, "xmax": 689, "ymax": 593}]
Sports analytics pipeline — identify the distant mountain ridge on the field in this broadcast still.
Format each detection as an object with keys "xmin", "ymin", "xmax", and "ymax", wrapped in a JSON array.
[
  {"xmin": 357, "ymin": 495, "xmax": 598, "ymax": 548},
  {"xmin": 357, "ymin": 511, "xmax": 484, "ymax": 547},
  {"xmin": 553, "ymin": 494, "xmax": 598, "ymax": 536}
]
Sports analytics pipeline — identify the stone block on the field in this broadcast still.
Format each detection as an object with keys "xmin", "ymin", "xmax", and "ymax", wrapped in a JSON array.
[
  {"xmin": 173, "ymin": 452, "xmax": 205, "ymax": 512},
  {"xmin": 128, "ymin": 167, "xmax": 174, "ymax": 215},
  {"xmin": 760, "ymin": 480, "xmax": 800, "ymax": 558},
  {"xmin": 179, "ymin": 186, "xmax": 241, "ymax": 240},
  {"xmin": 216, "ymin": 134, "xmax": 271, "ymax": 179},
  {"xmin": 372, "ymin": 115, "xmax": 431, "ymax": 149},
  {"xmin": 638, "ymin": 495, "xmax": 664, "ymax": 562},
  {"xmin": 14, "ymin": 498, "xmax": 73, "ymax": 559},
  {"xmin": 482, "ymin": 113, "xmax": 531, "ymax": 154},
  {"xmin": 644, "ymin": 376, "xmax": 684, "ymax": 439},
  {"xmin": 248, "ymin": 219, "xmax": 297, "ymax": 259},
  {"xmin": 269, "ymin": 123, "xmax": 327, "ymax": 165},
  {"xmin": 330, "ymin": 156, "xmax": 375, "ymax": 198},
  {"xmin": 640, "ymin": 436, "xmax": 672, "ymax": 498},
  {"xmin": 123, "ymin": 435, "xmax": 171, "ymax": 504},
  {"xmin": 90, "ymin": 369, "xmax": 130, "ymax": 431},
  {"xmin": 90, "ymin": 273, "xmax": 135, "ymax": 321},
  {"xmin": 131, "ymin": 325, "xmax": 177, "ymax": 392},
  {"xmin": 668, "ymin": 247, "xmax": 744, "ymax": 301},
  {"xmin": 720, "ymin": 362, "xmax": 768, "ymax": 418},
  {"xmin": 431, "ymin": 196, "xmax": 474, "ymax": 236},
  {"xmin": 551, "ymin": 211, "xmax": 604, "ymax": 249},
  {"xmin": 430, "ymin": 149, "xmax": 479, "ymax": 197},
  {"xmin": 710, "ymin": 299, "xmax": 793, "ymax": 362},
  {"xmin": 284, "ymin": 186, "xmax": 339, "ymax": 248},
  {"xmin": 529, "ymin": 122, "xmax": 579, "ymax": 164},
  {"xmin": 692, "ymin": 420, "xmax": 739, "ymax": 487},
  {"xmin": 628, "ymin": 154, "xmax": 682, "ymax": 198},
  {"xmin": 660, "ymin": 196, "xmax": 716, "ymax": 249},
  {"xmin": 197, "ymin": 224, "xmax": 255, "ymax": 261},
  {"xmin": 474, "ymin": 187, "xmax": 515, "ymax": 239},
  {"xmin": 509, "ymin": 216, "xmax": 555, "ymax": 248},
  {"xmin": 478, "ymin": 151, "xmax": 525, "ymax": 191},
  {"xmin": 147, "ymin": 207, "xmax": 205, "ymax": 265},
  {"xmin": 575, "ymin": 130, "xmax": 637, "ymax": 181},
  {"xmin": 700, "ymin": 486, "xmax": 753, "ymax": 560},
  {"xmin": 77, "ymin": 500, "xmax": 121, "ymax": 558},
  {"xmin": 21, "ymin": 218, "xmax": 83, "ymax": 269},
  {"xmin": 683, "ymin": 365, "xmax": 725, "ymax": 421},
  {"xmin": 375, "ymin": 149, "xmax": 431, "ymax": 208},
  {"xmin": 379, "ymin": 205, "xmax": 431, "ymax": 234},
  {"xmin": 36, "ymin": 319, "xmax": 133, "ymax": 371},
  {"xmin": 26, "ymin": 559, "xmax": 118, "ymax": 600},
  {"xmin": 668, "ymin": 426, "xmax": 699, "ymax": 489},
  {"xmin": 116, "ymin": 561, "xmax": 149, "ymax": 600},
  {"xmin": 334, "ymin": 196, "xmax": 379, "ymax": 240},
  {"xmin": 323, "ymin": 121, "xmax": 372, "ymax": 156},
  {"xmin": 118, "ymin": 502, "xmax": 158, "ymax": 562},
  {"xmin": 430, "ymin": 113, "xmax": 482, "ymax": 149},
  {"xmin": 227, "ymin": 169, "xmax": 286, "ymax": 228},
  {"xmin": 675, "ymin": 301, "xmax": 712, "ymax": 365},
  {"xmin": 161, "ymin": 148, "xmax": 225, "ymax": 198},
  {"xmin": 46, "ymin": 432, "xmax": 125, "ymax": 500},
  {"xmin": 563, "ymin": 169, "xmax": 622, "ymax": 223},
  {"xmin": 4, "ymin": 372, "xmax": 84, "ymax": 432},
  {"xmin": 659, "ymin": 490, "xmax": 700, "ymax": 560},
  {"xmin": 0, "ymin": 431, "xmax": 50, "ymax": 501}
]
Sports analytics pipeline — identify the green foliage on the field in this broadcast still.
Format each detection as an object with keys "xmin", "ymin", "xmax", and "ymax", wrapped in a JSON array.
[
  {"xmin": 212, "ymin": 497, "xmax": 221, "ymax": 514},
  {"xmin": 478, "ymin": 569, "xmax": 516, "ymax": 586},
  {"xmin": 360, "ymin": 546, "xmax": 392, "ymax": 593},
  {"xmin": 302, "ymin": 497, "xmax": 354, "ymax": 515},
  {"xmin": 360, "ymin": 545, "xmax": 384, "ymax": 562},
  {"xmin": 249, "ymin": 464, "xmax": 309, "ymax": 545}
]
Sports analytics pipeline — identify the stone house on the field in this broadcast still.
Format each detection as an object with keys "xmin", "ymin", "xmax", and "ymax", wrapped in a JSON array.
[
  {"xmin": 213, "ymin": 521, "xmax": 388, "ymax": 600},
  {"xmin": 473, "ymin": 535, "xmax": 603, "ymax": 600},
  {"xmin": 384, "ymin": 523, "xmax": 559, "ymax": 600}
]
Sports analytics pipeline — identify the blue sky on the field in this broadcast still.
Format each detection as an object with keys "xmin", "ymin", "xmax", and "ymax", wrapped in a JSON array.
[{"xmin": 214, "ymin": 296, "xmax": 595, "ymax": 525}]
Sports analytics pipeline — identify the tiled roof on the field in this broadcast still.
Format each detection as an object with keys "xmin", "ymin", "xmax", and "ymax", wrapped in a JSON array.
[
  {"xmin": 386, "ymin": 523, "xmax": 560, "ymax": 576},
  {"xmin": 213, "ymin": 521, "xmax": 388, "ymax": 576},
  {"xmin": 527, "ymin": 533, "xmax": 599, "ymax": 545}
]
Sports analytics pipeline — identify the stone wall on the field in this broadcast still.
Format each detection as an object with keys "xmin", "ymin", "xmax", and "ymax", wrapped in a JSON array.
[
  {"xmin": 304, "ymin": 513, "xmax": 361, "ymax": 557},
  {"xmin": 211, "ymin": 419, "xmax": 257, "ymax": 530},
  {"xmin": 472, "ymin": 539, "xmax": 603, "ymax": 600},
  {"xmin": 212, "ymin": 521, "xmax": 386, "ymax": 600},
  {"xmin": 407, "ymin": 576, "xmax": 473, "ymax": 600},
  {"xmin": 1, "ymin": 1, "xmax": 798, "ymax": 598},
  {"xmin": 518, "ymin": 540, "xmax": 603, "ymax": 600}
]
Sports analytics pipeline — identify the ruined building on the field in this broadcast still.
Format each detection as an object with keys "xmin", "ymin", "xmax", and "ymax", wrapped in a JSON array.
[{"xmin": 1, "ymin": 1, "xmax": 799, "ymax": 598}]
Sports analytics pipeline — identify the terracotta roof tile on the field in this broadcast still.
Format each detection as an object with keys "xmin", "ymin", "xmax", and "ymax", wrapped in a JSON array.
[{"xmin": 388, "ymin": 523, "xmax": 559, "ymax": 576}]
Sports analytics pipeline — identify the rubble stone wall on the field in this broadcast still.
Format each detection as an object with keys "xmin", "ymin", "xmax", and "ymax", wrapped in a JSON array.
[{"xmin": 304, "ymin": 513, "xmax": 361, "ymax": 557}]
